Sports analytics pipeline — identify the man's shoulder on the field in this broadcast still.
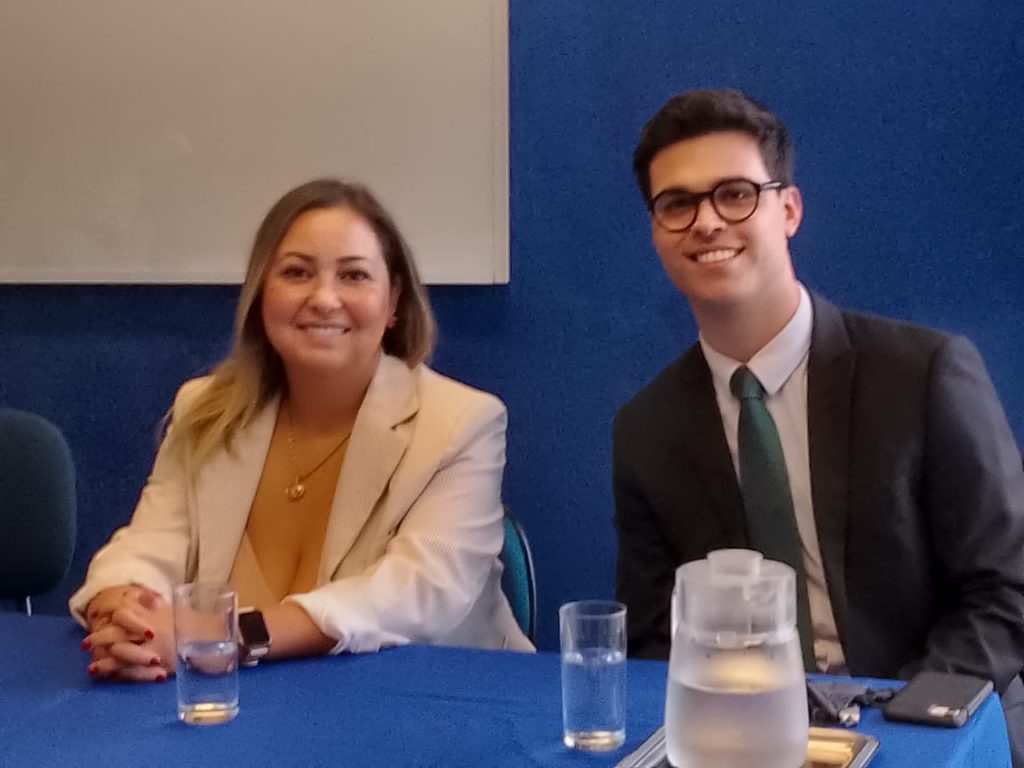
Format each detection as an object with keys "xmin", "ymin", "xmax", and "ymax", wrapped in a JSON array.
[
  {"xmin": 814, "ymin": 294, "xmax": 958, "ymax": 364},
  {"xmin": 614, "ymin": 344, "xmax": 704, "ymax": 434},
  {"xmin": 841, "ymin": 306, "xmax": 951, "ymax": 346}
]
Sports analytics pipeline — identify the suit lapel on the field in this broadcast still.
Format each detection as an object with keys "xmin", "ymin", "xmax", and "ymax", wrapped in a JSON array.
[
  {"xmin": 318, "ymin": 355, "xmax": 418, "ymax": 582},
  {"xmin": 193, "ymin": 396, "xmax": 279, "ymax": 585},
  {"xmin": 807, "ymin": 293, "xmax": 856, "ymax": 644},
  {"xmin": 674, "ymin": 347, "xmax": 747, "ymax": 545}
]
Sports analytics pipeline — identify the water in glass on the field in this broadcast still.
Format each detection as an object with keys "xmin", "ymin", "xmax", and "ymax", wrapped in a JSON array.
[
  {"xmin": 561, "ymin": 647, "xmax": 626, "ymax": 750},
  {"xmin": 176, "ymin": 639, "xmax": 239, "ymax": 724}
]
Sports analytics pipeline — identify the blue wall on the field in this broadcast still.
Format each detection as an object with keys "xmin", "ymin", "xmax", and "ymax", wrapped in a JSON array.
[{"xmin": 2, "ymin": 0, "xmax": 1023, "ymax": 651}]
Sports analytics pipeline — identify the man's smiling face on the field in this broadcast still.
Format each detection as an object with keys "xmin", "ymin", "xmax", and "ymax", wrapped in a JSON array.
[{"xmin": 647, "ymin": 130, "xmax": 803, "ymax": 314}]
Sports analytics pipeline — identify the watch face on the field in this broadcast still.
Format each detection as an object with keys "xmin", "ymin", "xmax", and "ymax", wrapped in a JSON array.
[{"xmin": 239, "ymin": 611, "xmax": 270, "ymax": 645}]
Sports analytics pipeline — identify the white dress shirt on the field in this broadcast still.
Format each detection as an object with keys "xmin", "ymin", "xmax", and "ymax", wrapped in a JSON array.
[{"xmin": 699, "ymin": 284, "xmax": 846, "ymax": 673}]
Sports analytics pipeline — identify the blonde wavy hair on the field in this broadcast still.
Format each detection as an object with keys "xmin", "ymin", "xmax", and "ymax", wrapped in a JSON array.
[{"xmin": 165, "ymin": 179, "xmax": 436, "ymax": 475}]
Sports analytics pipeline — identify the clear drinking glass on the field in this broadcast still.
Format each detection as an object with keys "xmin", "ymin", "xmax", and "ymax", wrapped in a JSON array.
[
  {"xmin": 173, "ymin": 583, "xmax": 239, "ymax": 725},
  {"xmin": 559, "ymin": 599, "xmax": 627, "ymax": 750}
]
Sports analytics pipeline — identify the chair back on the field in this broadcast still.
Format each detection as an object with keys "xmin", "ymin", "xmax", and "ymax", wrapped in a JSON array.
[
  {"xmin": 0, "ymin": 408, "xmax": 76, "ymax": 609},
  {"xmin": 500, "ymin": 507, "xmax": 537, "ymax": 642}
]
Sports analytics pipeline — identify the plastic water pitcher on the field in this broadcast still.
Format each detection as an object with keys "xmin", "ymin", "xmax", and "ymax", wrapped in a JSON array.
[{"xmin": 664, "ymin": 549, "xmax": 808, "ymax": 768}]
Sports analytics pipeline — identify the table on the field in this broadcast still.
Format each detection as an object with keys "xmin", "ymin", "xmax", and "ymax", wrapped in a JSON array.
[{"xmin": 0, "ymin": 615, "xmax": 1011, "ymax": 767}]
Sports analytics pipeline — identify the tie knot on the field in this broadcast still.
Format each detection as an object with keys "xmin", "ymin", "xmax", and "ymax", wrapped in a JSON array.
[{"xmin": 730, "ymin": 365, "xmax": 765, "ymax": 400}]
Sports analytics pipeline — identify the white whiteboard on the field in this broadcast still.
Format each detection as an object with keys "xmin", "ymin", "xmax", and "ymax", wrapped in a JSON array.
[{"xmin": 0, "ymin": 1, "xmax": 508, "ymax": 284}]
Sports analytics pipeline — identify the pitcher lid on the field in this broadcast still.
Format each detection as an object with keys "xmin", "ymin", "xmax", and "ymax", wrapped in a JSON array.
[{"xmin": 673, "ymin": 548, "xmax": 797, "ymax": 646}]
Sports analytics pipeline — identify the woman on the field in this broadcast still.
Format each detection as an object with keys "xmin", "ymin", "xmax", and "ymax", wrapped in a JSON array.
[{"xmin": 70, "ymin": 179, "xmax": 531, "ymax": 682}]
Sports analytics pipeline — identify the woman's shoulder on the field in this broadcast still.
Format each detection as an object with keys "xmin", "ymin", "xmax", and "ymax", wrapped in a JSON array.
[
  {"xmin": 412, "ymin": 364, "xmax": 506, "ymax": 419},
  {"xmin": 366, "ymin": 356, "xmax": 507, "ymax": 451},
  {"xmin": 403, "ymin": 365, "xmax": 507, "ymax": 452}
]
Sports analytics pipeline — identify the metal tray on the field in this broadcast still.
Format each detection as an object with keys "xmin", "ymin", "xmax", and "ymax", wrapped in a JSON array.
[
  {"xmin": 615, "ymin": 725, "xmax": 879, "ymax": 768},
  {"xmin": 805, "ymin": 727, "xmax": 879, "ymax": 767}
]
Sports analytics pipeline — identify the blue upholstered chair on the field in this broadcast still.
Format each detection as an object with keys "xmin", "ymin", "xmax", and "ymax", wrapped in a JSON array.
[
  {"xmin": 0, "ymin": 408, "xmax": 76, "ymax": 614},
  {"xmin": 500, "ymin": 506, "xmax": 537, "ymax": 643}
]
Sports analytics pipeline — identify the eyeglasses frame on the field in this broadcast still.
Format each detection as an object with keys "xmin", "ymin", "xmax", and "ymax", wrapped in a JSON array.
[{"xmin": 647, "ymin": 178, "xmax": 788, "ymax": 233}]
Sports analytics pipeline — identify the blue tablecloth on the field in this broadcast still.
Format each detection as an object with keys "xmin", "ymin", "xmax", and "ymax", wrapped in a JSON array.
[{"xmin": 0, "ymin": 615, "xmax": 1011, "ymax": 767}]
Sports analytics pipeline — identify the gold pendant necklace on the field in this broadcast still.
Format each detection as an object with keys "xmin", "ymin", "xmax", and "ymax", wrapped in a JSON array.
[
  {"xmin": 284, "ymin": 480, "xmax": 308, "ymax": 502},
  {"xmin": 283, "ymin": 408, "xmax": 351, "ymax": 502}
]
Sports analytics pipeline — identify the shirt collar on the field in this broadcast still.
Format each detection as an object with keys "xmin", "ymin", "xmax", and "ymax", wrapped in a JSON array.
[{"xmin": 699, "ymin": 284, "xmax": 813, "ymax": 396}]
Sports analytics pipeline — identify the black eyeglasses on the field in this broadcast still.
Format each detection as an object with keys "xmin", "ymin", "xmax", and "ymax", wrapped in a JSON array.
[{"xmin": 648, "ymin": 178, "xmax": 787, "ymax": 233}]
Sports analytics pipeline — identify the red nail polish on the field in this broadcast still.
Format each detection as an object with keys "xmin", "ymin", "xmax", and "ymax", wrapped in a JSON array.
[
  {"xmin": 155, "ymin": 673, "xmax": 167, "ymax": 682},
  {"xmin": 80, "ymin": 639, "xmax": 92, "ymax": 651},
  {"xmin": 149, "ymin": 657, "xmax": 161, "ymax": 666},
  {"xmin": 144, "ymin": 629, "xmax": 155, "ymax": 640},
  {"xmin": 87, "ymin": 664, "xmax": 98, "ymax": 675}
]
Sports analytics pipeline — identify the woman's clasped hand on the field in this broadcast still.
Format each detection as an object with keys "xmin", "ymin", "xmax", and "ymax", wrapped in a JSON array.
[{"xmin": 81, "ymin": 585, "xmax": 175, "ymax": 682}]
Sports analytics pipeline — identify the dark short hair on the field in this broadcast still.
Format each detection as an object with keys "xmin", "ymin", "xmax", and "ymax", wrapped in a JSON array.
[{"xmin": 632, "ymin": 89, "xmax": 794, "ymax": 201}]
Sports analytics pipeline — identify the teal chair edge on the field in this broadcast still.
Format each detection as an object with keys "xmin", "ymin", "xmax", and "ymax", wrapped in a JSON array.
[{"xmin": 500, "ymin": 506, "xmax": 537, "ymax": 643}]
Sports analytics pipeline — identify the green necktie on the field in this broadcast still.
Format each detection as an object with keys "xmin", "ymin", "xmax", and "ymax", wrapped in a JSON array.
[{"xmin": 730, "ymin": 365, "xmax": 817, "ymax": 670}]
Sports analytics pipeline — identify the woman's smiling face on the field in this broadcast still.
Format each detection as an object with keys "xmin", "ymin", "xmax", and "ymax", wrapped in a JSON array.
[{"xmin": 260, "ymin": 205, "xmax": 398, "ymax": 382}]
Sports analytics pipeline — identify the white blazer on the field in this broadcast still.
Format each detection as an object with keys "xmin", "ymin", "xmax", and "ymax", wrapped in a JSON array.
[{"xmin": 70, "ymin": 354, "xmax": 533, "ymax": 654}]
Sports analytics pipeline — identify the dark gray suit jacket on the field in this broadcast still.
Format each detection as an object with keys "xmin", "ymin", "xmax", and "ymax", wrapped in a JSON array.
[{"xmin": 613, "ymin": 293, "xmax": 1024, "ymax": 699}]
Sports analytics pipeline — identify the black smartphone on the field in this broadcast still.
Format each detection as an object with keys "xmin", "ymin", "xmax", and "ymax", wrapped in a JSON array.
[{"xmin": 882, "ymin": 670, "xmax": 994, "ymax": 727}]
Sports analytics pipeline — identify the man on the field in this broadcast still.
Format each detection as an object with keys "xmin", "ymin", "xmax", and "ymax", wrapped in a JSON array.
[{"xmin": 613, "ymin": 88, "xmax": 1024, "ymax": 761}]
